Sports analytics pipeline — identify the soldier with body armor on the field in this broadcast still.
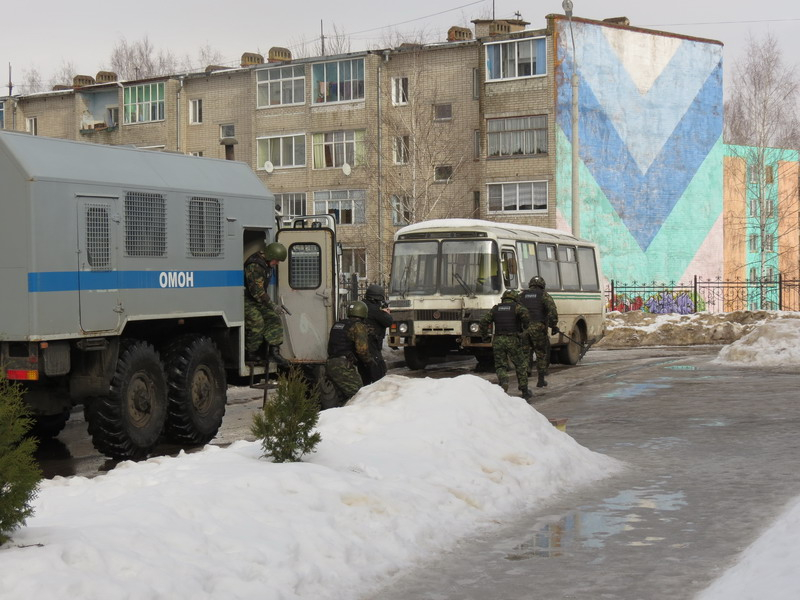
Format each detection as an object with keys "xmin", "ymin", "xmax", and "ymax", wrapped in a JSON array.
[
  {"xmin": 325, "ymin": 300, "xmax": 375, "ymax": 403},
  {"xmin": 361, "ymin": 284, "xmax": 393, "ymax": 384},
  {"xmin": 479, "ymin": 289, "xmax": 532, "ymax": 399},
  {"xmin": 244, "ymin": 242, "xmax": 289, "ymax": 367},
  {"xmin": 518, "ymin": 276, "xmax": 559, "ymax": 388}
]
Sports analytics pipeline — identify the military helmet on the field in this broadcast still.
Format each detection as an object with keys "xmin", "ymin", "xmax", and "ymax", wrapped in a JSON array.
[
  {"xmin": 502, "ymin": 289, "xmax": 519, "ymax": 301},
  {"xmin": 529, "ymin": 276, "xmax": 546, "ymax": 289},
  {"xmin": 347, "ymin": 300, "xmax": 368, "ymax": 319},
  {"xmin": 365, "ymin": 284, "xmax": 385, "ymax": 300},
  {"xmin": 264, "ymin": 242, "xmax": 287, "ymax": 262}
]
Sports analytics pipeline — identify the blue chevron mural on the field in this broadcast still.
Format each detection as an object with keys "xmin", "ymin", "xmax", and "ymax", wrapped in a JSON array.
[{"xmin": 555, "ymin": 19, "xmax": 724, "ymax": 284}]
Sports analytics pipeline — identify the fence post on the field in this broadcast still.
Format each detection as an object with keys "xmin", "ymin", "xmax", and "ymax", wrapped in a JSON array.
[
  {"xmin": 610, "ymin": 280, "xmax": 615, "ymax": 312},
  {"xmin": 693, "ymin": 275, "xmax": 698, "ymax": 314},
  {"xmin": 779, "ymin": 273, "xmax": 783, "ymax": 310}
]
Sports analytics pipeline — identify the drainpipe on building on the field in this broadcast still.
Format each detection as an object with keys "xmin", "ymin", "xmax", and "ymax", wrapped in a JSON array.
[
  {"xmin": 377, "ymin": 52, "xmax": 388, "ymax": 282},
  {"xmin": 176, "ymin": 76, "xmax": 184, "ymax": 153}
]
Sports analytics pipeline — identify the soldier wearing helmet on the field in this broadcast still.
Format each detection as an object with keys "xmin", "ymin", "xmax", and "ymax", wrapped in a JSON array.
[
  {"xmin": 518, "ymin": 275, "xmax": 559, "ymax": 388},
  {"xmin": 361, "ymin": 283, "xmax": 393, "ymax": 384},
  {"xmin": 325, "ymin": 300, "xmax": 375, "ymax": 404},
  {"xmin": 479, "ymin": 288, "xmax": 532, "ymax": 399},
  {"xmin": 244, "ymin": 241, "xmax": 289, "ymax": 366}
]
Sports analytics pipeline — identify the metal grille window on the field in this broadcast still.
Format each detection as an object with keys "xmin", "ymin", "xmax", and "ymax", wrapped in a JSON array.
[
  {"xmin": 289, "ymin": 243, "xmax": 321, "ymax": 289},
  {"xmin": 188, "ymin": 197, "xmax": 223, "ymax": 257},
  {"xmin": 487, "ymin": 116, "xmax": 547, "ymax": 157},
  {"xmin": 86, "ymin": 205, "xmax": 110, "ymax": 270},
  {"xmin": 123, "ymin": 82, "xmax": 165, "ymax": 124},
  {"xmin": 125, "ymin": 191, "xmax": 166, "ymax": 256}
]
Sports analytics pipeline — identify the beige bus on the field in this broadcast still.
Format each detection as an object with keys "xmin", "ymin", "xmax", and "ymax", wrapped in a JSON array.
[{"xmin": 387, "ymin": 219, "xmax": 605, "ymax": 369}]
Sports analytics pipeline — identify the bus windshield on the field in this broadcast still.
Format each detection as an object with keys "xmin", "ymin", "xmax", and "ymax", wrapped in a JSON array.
[{"xmin": 389, "ymin": 239, "xmax": 500, "ymax": 296}]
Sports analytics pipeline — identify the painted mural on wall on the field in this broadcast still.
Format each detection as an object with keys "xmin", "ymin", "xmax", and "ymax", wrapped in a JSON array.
[{"xmin": 554, "ymin": 19, "xmax": 724, "ymax": 286}]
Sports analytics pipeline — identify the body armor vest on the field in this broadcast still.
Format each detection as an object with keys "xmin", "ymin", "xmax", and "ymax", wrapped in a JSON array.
[
  {"xmin": 492, "ymin": 303, "xmax": 519, "ymax": 334},
  {"xmin": 520, "ymin": 289, "xmax": 545, "ymax": 322},
  {"xmin": 327, "ymin": 319, "xmax": 356, "ymax": 358}
]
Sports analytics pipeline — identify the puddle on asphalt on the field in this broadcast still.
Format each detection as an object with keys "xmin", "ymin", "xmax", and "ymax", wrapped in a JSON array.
[
  {"xmin": 505, "ymin": 484, "xmax": 687, "ymax": 560},
  {"xmin": 664, "ymin": 365, "xmax": 697, "ymax": 370},
  {"xmin": 600, "ymin": 382, "xmax": 672, "ymax": 400}
]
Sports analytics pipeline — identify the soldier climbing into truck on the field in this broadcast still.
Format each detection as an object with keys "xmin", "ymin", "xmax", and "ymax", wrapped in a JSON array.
[{"xmin": 244, "ymin": 242, "xmax": 290, "ymax": 367}]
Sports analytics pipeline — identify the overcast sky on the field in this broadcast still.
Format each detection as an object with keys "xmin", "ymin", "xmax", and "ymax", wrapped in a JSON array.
[{"xmin": 2, "ymin": 0, "xmax": 799, "ymax": 95}]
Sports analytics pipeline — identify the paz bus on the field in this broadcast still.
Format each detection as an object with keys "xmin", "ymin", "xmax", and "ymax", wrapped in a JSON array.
[{"xmin": 386, "ymin": 219, "xmax": 605, "ymax": 369}]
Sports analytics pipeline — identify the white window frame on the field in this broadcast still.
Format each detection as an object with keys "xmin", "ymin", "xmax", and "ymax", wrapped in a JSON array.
[
  {"xmin": 487, "ymin": 181, "xmax": 548, "ymax": 213},
  {"xmin": 123, "ymin": 82, "xmax": 165, "ymax": 124},
  {"xmin": 487, "ymin": 115, "xmax": 548, "ymax": 157},
  {"xmin": 340, "ymin": 247, "xmax": 367, "ymax": 279},
  {"xmin": 26, "ymin": 116, "xmax": 38, "ymax": 135},
  {"xmin": 392, "ymin": 77, "xmax": 409, "ymax": 105},
  {"xmin": 257, "ymin": 65, "xmax": 305, "ymax": 108},
  {"xmin": 312, "ymin": 58, "xmax": 365, "ymax": 104},
  {"xmin": 0, "ymin": 101, "xmax": 6, "ymax": 129},
  {"xmin": 187, "ymin": 151, "xmax": 204, "ymax": 157},
  {"xmin": 257, "ymin": 134, "xmax": 306, "ymax": 169},
  {"xmin": 312, "ymin": 130, "xmax": 365, "ymax": 169},
  {"xmin": 393, "ymin": 135, "xmax": 410, "ymax": 164},
  {"xmin": 189, "ymin": 99, "xmax": 203, "ymax": 124},
  {"xmin": 313, "ymin": 189, "xmax": 366, "ymax": 224},
  {"xmin": 391, "ymin": 195, "xmax": 412, "ymax": 226},
  {"xmin": 220, "ymin": 124, "xmax": 235, "ymax": 138},
  {"xmin": 275, "ymin": 192, "xmax": 307, "ymax": 217},
  {"xmin": 485, "ymin": 37, "xmax": 547, "ymax": 81}
]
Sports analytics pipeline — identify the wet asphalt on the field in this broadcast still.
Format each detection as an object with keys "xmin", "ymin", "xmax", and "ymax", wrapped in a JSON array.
[{"xmin": 364, "ymin": 348, "xmax": 800, "ymax": 600}]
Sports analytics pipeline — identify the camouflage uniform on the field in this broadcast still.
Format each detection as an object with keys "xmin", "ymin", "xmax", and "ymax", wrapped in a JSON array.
[
  {"xmin": 479, "ymin": 296, "xmax": 531, "ymax": 396},
  {"xmin": 244, "ymin": 251, "xmax": 284, "ymax": 354},
  {"xmin": 325, "ymin": 317, "xmax": 373, "ymax": 403},
  {"xmin": 362, "ymin": 295, "xmax": 393, "ymax": 384},
  {"xmin": 518, "ymin": 287, "xmax": 558, "ymax": 384}
]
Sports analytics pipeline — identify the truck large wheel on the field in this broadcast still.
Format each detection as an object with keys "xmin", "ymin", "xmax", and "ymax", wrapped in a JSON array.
[
  {"xmin": 403, "ymin": 347, "xmax": 428, "ymax": 371},
  {"xmin": 31, "ymin": 410, "xmax": 70, "ymax": 440},
  {"xmin": 162, "ymin": 335, "xmax": 227, "ymax": 445},
  {"xmin": 88, "ymin": 340, "xmax": 168, "ymax": 460}
]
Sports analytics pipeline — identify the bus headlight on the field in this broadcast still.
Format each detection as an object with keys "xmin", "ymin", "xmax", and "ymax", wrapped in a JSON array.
[
  {"xmin": 398, "ymin": 322, "xmax": 409, "ymax": 334},
  {"xmin": 468, "ymin": 322, "xmax": 481, "ymax": 334}
]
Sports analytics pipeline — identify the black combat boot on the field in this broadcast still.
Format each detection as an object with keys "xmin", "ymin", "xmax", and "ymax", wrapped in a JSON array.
[
  {"xmin": 269, "ymin": 345, "xmax": 290, "ymax": 368},
  {"xmin": 520, "ymin": 387, "xmax": 533, "ymax": 400},
  {"xmin": 537, "ymin": 373, "xmax": 547, "ymax": 388}
]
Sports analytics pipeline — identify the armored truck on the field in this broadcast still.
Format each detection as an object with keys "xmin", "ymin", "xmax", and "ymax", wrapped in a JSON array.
[{"xmin": 0, "ymin": 131, "xmax": 340, "ymax": 460}]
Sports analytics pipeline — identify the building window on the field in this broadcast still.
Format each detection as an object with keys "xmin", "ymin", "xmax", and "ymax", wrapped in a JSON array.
[
  {"xmin": 340, "ymin": 247, "xmax": 367, "ymax": 279},
  {"xmin": 488, "ymin": 181, "xmax": 548, "ymax": 213},
  {"xmin": 123, "ymin": 82, "xmax": 165, "ymax": 124},
  {"xmin": 749, "ymin": 234, "xmax": 758, "ymax": 253},
  {"xmin": 189, "ymin": 99, "xmax": 203, "ymax": 124},
  {"xmin": 106, "ymin": 107, "xmax": 119, "ymax": 127},
  {"xmin": 275, "ymin": 192, "xmax": 307, "ymax": 217},
  {"xmin": 392, "ymin": 77, "xmax": 409, "ymax": 105},
  {"xmin": 0, "ymin": 101, "xmax": 4, "ymax": 129},
  {"xmin": 187, "ymin": 151, "xmax": 204, "ymax": 157},
  {"xmin": 312, "ymin": 58, "xmax": 365, "ymax": 103},
  {"xmin": 766, "ymin": 165, "xmax": 774, "ymax": 184},
  {"xmin": 486, "ymin": 37, "xmax": 546, "ymax": 81},
  {"xmin": 433, "ymin": 103, "xmax": 452, "ymax": 121},
  {"xmin": 187, "ymin": 197, "xmax": 223, "ymax": 258},
  {"xmin": 393, "ymin": 135, "xmax": 410, "ymax": 164},
  {"xmin": 257, "ymin": 65, "xmax": 305, "ymax": 107},
  {"xmin": 434, "ymin": 165, "xmax": 453, "ymax": 182},
  {"xmin": 392, "ymin": 195, "xmax": 412, "ymax": 225},
  {"xmin": 472, "ymin": 68, "xmax": 480, "ymax": 99},
  {"xmin": 474, "ymin": 129, "xmax": 481, "ymax": 159},
  {"xmin": 313, "ymin": 189, "xmax": 366, "ymax": 224},
  {"xmin": 257, "ymin": 134, "xmax": 306, "ymax": 169},
  {"xmin": 220, "ymin": 124, "xmax": 235, "ymax": 139},
  {"xmin": 26, "ymin": 117, "xmax": 38, "ymax": 135},
  {"xmin": 312, "ymin": 130, "xmax": 365, "ymax": 169},
  {"xmin": 487, "ymin": 115, "xmax": 547, "ymax": 157}
]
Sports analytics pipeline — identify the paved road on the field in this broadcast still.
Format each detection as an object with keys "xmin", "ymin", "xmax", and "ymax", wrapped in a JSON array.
[{"xmin": 363, "ymin": 347, "xmax": 800, "ymax": 600}]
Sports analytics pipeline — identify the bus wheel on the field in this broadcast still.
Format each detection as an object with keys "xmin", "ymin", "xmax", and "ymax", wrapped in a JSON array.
[
  {"xmin": 559, "ymin": 326, "xmax": 586, "ymax": 365},
  {"xmin": 403, "ymin": 347, "xmax": 428, "ymax": 370},
  {"xmin": 88, "ymin": 340, "xmax": 168, "ymax": 460},
  {"xmin": 162, "ymin": 335, "xmax": 227, "ymax": 446}
]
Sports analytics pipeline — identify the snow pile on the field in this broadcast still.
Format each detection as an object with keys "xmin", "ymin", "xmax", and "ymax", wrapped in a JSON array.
[
  {"xmin": 0, "ymin": 374, "xmax": 621, "ymax": 600},
  {"xmin": 598, "ymin": 310, "xmax": 800, "ymax": 348},
  {"xmin": 713, "ymin": 318, "xmax": 800, "ymax": 367}
]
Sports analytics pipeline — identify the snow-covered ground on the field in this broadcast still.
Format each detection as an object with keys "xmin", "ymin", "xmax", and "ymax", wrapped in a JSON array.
[{"xmin": 2, "ymin": 312, "xmax": 800, "ymax": 599}]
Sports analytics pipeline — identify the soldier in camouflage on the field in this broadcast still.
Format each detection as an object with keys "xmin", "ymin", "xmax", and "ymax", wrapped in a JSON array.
[
  {"xmin": 361, "ymin": 284, "xmax": 393, "ymax": 384},
  {"xmin": 244, "ymin": 242, "xmax": 289, "ymax": 366},
  {"xmin": 479, "ymin": 289, "xmax": 532, "ymax": 399},
  {"xmin": 518, "ymin": 275, "xmax": 559, "ymax": 388},
  {"xmin": 325, "ymin": 300, "xmax": 375, "ymax": 404}
]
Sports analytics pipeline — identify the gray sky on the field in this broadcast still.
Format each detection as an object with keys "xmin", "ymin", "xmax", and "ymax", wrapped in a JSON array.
[{"xmin": 2, "ymin": 0, "xmax": 799, "ymax": 95}]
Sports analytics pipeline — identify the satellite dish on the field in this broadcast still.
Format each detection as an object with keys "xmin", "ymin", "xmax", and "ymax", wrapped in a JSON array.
[
  {"xmin": 342, "ymin": 162, "xmax": 352, "ymax": 176},
  {"xmin": 264, "ymin": 161, "xmax": 274, "ymax": 174}
]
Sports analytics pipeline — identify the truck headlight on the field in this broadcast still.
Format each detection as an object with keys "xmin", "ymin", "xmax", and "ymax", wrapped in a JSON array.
[
  {"xmin": 398, "ymin": 322, "xmax": 408, "ymax": 334},
  {"xmin": 468, "ymin": 322, "xmax": 481, "ymax": 334}
]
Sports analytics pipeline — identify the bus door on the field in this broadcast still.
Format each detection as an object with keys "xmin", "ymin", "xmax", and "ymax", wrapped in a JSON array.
[
  {"xmin": 276, "ymin": 216, "xmax": 338, "ymax": 362},
  {"xmin": 500, "ymin": 247, "xmax": 519, "ymax": 290}
]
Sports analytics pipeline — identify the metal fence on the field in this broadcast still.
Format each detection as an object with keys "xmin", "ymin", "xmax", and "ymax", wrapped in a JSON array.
[{"xmin": 606, "ymin": 275, "xmax": 800, "ymax": 314}]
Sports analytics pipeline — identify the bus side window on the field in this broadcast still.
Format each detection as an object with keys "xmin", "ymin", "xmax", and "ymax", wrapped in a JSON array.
[
  {"xmin": 577, "ymin": 247, "xmax": 600, "ymax": 291},
  {"xmin": 537, "ymin": 243, "xmax": 560, "ymax": 290},
  {"xmin": 501, "ymin": 249, "xmax": 518, "ymax": 288},
  {"xmin": 517, "ymin": 242, "xmax": 538, "ymax": 284},
  {"xmin": 558, "ymin": 245, "xmax": 580, "ymax": 291}
]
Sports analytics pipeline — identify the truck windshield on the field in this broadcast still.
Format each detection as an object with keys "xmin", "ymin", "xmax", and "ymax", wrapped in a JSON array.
[{"xmin": 389, "ymin": 239, "xmax": 500, "ymax": 296}]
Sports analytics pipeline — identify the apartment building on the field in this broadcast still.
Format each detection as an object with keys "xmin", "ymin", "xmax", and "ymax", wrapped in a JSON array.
[{"xmin": 7, "ymin": 14, "xmax": 784, "ymax": 288}]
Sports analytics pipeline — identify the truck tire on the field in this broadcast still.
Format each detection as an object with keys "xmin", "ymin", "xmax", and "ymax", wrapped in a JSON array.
[
  {"xmin": 31, "ymin": 410, "xmax": 70, "ymax": 439},
  {"xmin": 162, "ymin": 335, "xmax": 227, "ymax": 445},
  {"xmin": 88, "ymin": 340, "xmax": 168, "ymax": 460},
  {"xmin": 403, "ymin": 347, "xmax": 428, "ymax": 371}
]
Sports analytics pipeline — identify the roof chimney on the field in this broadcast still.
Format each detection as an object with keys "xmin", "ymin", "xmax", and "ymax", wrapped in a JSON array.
[
  {"xmin": 241, "ymin": 52, "xmax": 264, "ymax": 67},
  {"xmin": 72, "ymin": 75, "xmax": 96, "ymax": 88},
  {"xmin": 447, "ymin": 26, "xmax": 473, "ymax": 42},
  {"xmin": 268, "ymin": 47, "xmax": 292, "ymax": 63}
]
